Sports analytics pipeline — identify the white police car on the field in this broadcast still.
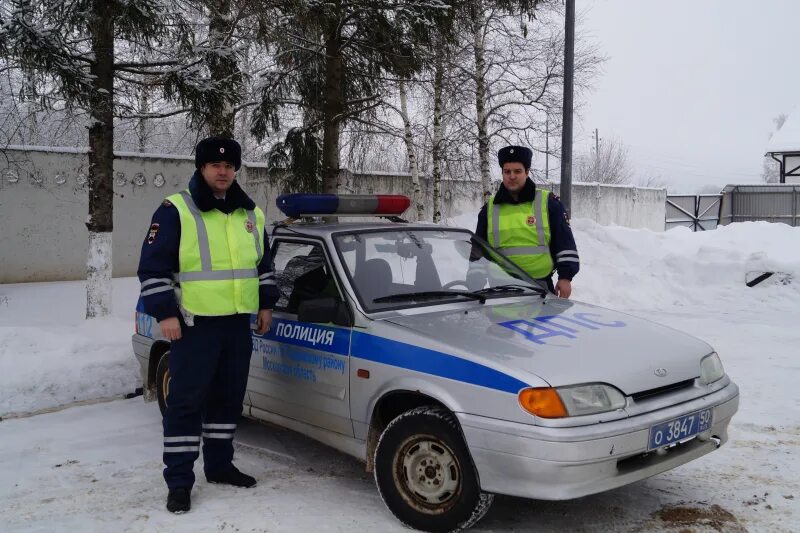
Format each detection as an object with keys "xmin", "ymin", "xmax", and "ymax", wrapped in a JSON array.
[{"xmin": 133, "ymin": 194, "xmax": 739, "ymax": 532}]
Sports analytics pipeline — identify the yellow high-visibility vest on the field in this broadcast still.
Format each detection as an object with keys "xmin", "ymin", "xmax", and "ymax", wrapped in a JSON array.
[
  {"xmin": 168, "ymin": 190, "xmax": 265, "ymax": 315},
  {"xmin": 487, "ymin": 189, "xmax": 554, "ymax": 279}
]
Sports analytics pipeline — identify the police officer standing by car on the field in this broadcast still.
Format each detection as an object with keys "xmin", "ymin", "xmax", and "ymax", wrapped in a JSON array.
[
  {"xmin": 476, "ymin": 145, "xmax": 579, "ymax": 297},
  {"xmin": 137, "ymin": 136, "xmax": 279, "ymax": 513}
]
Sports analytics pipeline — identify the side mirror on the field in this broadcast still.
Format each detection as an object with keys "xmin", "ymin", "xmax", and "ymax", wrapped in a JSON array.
[{"xmin": 297, "ymin": 297, "xmax": 354, "ymax": 327}]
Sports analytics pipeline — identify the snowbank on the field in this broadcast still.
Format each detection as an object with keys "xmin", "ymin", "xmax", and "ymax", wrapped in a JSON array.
[
  {"xmin": 446, "ymin": 213, "xmax": 800, "ymax": 313},
  {"xmin": 0, "ymin": 278, "xmax": 140, "ymax": 417}
]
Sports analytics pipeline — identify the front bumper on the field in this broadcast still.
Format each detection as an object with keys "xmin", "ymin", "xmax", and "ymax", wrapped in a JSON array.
[{"xmin": 457, "ymin": 380, "xmax": 739, "ymax": 500}]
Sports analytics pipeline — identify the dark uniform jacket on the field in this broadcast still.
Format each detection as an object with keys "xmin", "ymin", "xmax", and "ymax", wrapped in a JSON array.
[
  {"xmin": 475, "ymin": 178, "xmax": 580, "ymax": 281},
  {"xmin": 137, "ymin": 171, "xmax": 280, "ymax": 321}
]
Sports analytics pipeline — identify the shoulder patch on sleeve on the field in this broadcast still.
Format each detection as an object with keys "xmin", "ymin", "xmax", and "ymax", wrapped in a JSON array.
[
  {"xmin": 162, "ymin": 199, "xmax": 173, "ymax": 207},
  {"xmin": 564, "ymin": 211, "xmax": 571, "ymax": 225},
  {"xmin": 147, "ymin": 223, "xmax": 160, "ymax": 244}
]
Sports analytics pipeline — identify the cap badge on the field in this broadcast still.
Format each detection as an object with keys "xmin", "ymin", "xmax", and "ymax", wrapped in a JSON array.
[
  {"xmin": 509, "ymin": 148, "xmax": 514, "ymax": 154},
  {"xmin": 526, "ymin": 215, "xmax": 536, "ymax": 226},
  {"xmin": 220, "ymin": 147, "xmax": 225, "ymax": 154}
]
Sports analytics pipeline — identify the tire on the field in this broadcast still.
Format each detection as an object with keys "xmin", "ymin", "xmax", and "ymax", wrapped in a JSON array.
[
  {"xmin": 374, "ymin": 406, "xmax": 494, "ymax": 532},
  {"xmin": 155, "ymin": 351, "xmax": 170, "ymax": 416}
]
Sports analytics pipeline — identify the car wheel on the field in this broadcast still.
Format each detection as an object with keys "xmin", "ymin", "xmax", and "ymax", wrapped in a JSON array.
[
  {"xmin": 374, "ymin": 406, "xmax": 493, "ymax": 532},
  {"xmin": 155, "ymin": 351, "xmax": 170, "ymax": 416}
]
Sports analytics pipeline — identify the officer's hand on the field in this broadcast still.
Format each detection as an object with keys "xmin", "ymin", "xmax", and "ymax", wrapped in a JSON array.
[
  {"xmin": 160, "ymin": 317, "xmax": 182, "ymax": 341},
  {"xmin": 256, "ymin": 309, "xmax": 273, "ymax": 335},
  {"xmin": 555, "ymin": 279, "xmax": 572, "ymax": 299}
]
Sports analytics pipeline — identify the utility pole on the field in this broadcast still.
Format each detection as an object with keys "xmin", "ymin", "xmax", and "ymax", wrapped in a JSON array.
[
  {"xmin": 545, "ymin": 117, "xmax": 550, "ymax": 181},
  {"xmin": 593, "ymin": 128, "xmax": 601, "ymax": 182},
  {"xmin": 560, "ymin": 0, "xmax": 575, "ymax": 214}
]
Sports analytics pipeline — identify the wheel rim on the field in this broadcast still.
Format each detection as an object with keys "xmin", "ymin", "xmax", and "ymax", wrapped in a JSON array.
[
  {"xmin": 161, "ymin": 370, "xmax": 170, "ymax": 407},
  {"xmin": 392, "ymin": 434, "xmax": 462, "ymax": 514}
]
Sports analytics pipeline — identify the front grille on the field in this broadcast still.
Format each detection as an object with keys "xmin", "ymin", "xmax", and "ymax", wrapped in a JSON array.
[{"xmin": 630, "ymin": 378, "xmax": 695, "ymax": 402}]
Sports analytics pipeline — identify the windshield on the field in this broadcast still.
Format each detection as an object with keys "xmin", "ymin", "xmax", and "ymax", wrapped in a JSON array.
[{"xmin": 333, "ymin": 228, "xmax": 547, "ymax": 311}]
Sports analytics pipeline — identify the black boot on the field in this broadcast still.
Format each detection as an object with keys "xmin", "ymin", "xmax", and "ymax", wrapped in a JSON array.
[
  {"xmin": 206, "ymin": 465, "xmax": 256, "ymax": 488},
  {"xmin": 166, "ymin": 487, "xmax": 191, "ymax": 513}
]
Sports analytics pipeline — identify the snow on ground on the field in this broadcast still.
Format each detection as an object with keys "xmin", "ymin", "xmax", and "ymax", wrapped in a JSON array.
[
  {"xmin": 0, "ymin": 278, "xmax": 141, "ymax": 416},
  {"xmin": 1, "ymin": 217, "xmax": 799, "ymax": 531}
]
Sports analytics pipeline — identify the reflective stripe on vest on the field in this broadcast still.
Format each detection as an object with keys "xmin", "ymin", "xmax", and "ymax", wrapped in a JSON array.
[
  {"xmin": 487, "ymin": 189, "xmax": 554, "ymax": 279},
  {"xmin": 168, "ymin": 190, "xmax": 265, "ymax": 315}
]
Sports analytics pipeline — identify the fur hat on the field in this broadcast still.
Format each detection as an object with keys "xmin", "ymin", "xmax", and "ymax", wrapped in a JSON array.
[
  {"xmin": 497, "ymin": 145, "xmax": 532, "ymax": 170},
  {"xmin": 195, "ymin": 136, "xmax": 242, "ymax": 171}
]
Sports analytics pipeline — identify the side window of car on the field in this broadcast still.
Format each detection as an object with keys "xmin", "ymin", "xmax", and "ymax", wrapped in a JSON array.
[{"xmin": 272, "ymin": 241, "xmax": 341, "ymax": 314}]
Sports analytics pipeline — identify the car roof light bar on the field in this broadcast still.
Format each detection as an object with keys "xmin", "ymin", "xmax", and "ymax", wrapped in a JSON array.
[{"xmin": 276, "ymin": 194, "xmax": 411, "ymax": 218}]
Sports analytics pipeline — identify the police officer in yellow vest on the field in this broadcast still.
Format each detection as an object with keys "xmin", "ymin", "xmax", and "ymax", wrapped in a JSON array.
[
  {"xmin": 137, "ymin": 136, "xmax": 279, "ymax": 513},
  {"xmin": 476, "ymin": 145, "xmax": 579, "ymax": 297}
]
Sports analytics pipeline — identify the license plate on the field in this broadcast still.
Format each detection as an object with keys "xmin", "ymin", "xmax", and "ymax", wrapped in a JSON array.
[{"xmin": 648, "ymin": 409, "xmax": 713, "ymax": 450}]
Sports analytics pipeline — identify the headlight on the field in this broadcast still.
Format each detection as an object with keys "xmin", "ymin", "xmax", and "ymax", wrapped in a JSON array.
[
  {"xmin": 700, "ymin": 352, "xmax": 725, "ymax": 384},
  {"xmin": 519, "ymin": 384, "xmax": 626, "ymax": 418},
  {"xmin": 557, "ymin": 384, "xmax": 626, "ymax": 416}
]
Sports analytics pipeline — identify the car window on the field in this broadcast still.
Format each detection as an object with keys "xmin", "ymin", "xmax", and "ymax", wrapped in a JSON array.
[
  {"xmin": 271, "ymin": 241, "xmax": 342, "ymax": 313},
  {"xmin": 335, "ymin": 229, "xmax": 541, "ymax": 311}
]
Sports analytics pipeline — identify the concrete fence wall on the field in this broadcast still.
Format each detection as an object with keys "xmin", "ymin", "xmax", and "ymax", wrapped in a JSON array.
[
  {"xmin": 0, "ymin": 147, "xmax": 482, "ymax": 283},
  {"xmin": 542, "ymin": 182, "xmax": 666, "ymax": 231},
  {"xmin": 0, "ymin": 146, "xmax": 665, "ymax": 283}
]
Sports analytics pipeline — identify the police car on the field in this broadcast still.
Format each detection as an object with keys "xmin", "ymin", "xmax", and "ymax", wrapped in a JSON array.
[{"xmin": 133, "ymin": 194, "xmax": 739, "ymax": 532}]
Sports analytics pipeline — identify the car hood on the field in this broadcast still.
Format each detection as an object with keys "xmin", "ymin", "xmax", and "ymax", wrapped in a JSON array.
[{"xmin": 383, "ymin": 297, "xmax": 712, "ymax": 395}]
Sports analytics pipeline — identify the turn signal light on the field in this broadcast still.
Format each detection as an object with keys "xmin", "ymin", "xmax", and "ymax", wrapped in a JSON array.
[{"xmin": 518, "ymin": 388, "xmax": 568, "ymax": 418}]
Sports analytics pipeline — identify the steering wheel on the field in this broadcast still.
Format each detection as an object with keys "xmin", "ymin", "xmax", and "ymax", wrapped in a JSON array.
[{"xmin": 442, "ymin": 280, "xmax": 469, "ymax": 290}]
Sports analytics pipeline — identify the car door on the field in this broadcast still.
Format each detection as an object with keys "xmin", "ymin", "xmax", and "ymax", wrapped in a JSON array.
[{"xmin": 247, "ymin": 238, "xmax": 354, "ymax": 437}]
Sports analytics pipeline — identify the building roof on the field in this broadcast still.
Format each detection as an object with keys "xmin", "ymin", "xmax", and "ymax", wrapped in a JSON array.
[{"xmin": 766, "ymin": 108, "xmax": 800, "ymax": 154}]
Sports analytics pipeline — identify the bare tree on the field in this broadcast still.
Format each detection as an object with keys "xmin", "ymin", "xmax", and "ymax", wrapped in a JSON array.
[
  {"xmin": 574, "ymin": 137, "xmax": 634, "ymax": 184},
  {"xmin": 421, "ymin": 4, "xmax": 601, "ymax": 192},
  {"xmin": 398, "ymin": 79, "xmax": 425, "ymax": 221}
]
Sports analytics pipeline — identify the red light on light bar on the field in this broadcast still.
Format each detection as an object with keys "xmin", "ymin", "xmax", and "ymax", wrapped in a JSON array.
[
  {"xmin": 375, "ymin": 195, "xmax": 411, "ymax": 215},
  {"xmin": 275, "ymin": 193, "xmax": 410, "ymax": 217}
]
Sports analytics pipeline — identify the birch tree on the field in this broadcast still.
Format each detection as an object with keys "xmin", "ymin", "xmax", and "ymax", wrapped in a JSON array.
[
  {"xmin": 437, "ymin": 3, "xmax": 600, "ymax": 191},
  {"xmin": 398, "ymin": 79, "xmax": 424, "ymax": 220},
  {"xmin": 430, "ymin": 45, "xmax": 446, "ymax": 222}
]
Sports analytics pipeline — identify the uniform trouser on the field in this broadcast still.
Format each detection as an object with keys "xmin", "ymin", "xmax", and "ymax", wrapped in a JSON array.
[{"xmin": 162, "ymin": 313, "xmax": 253, "ymax": 489}]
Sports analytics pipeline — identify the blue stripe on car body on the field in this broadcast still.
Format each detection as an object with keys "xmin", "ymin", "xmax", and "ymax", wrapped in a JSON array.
[{"xmin": 351, "ymin": 331, "xmax": 528, "ymax": 394}]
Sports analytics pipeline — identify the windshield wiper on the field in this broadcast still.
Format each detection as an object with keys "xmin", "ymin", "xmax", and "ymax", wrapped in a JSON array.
[
  {"xmin": 472, "ymin": 284, "xmax": 547, "ymax": 297},
  {"xmin": 373, "ymin": 290, "xmax": 486, "ymax": 304}
]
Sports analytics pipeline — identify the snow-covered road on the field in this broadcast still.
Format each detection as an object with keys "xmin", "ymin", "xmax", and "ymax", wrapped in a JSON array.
[{"xmin": 0, "ymin": 382, "xmax": 796, "ymax": 532}]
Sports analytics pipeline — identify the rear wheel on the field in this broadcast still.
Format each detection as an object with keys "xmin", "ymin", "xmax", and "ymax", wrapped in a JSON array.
[
  {"xmin": 155, "ymin": 351, "xmax": 170, "ymax": 416},
  {"xmin": 374, "ymin": 406, "xmax": 493, "ymax": 532}
]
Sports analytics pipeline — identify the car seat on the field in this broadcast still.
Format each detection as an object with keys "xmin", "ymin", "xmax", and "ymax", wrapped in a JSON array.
[{"xmin": 354, "ymin": 258, "xmax": 393, "ymax": 304}]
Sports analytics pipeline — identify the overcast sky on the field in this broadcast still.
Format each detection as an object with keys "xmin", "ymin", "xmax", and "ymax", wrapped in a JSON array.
[{"xmin": 574, "ymin": 0, "xmax": 799, "ymax": 193}]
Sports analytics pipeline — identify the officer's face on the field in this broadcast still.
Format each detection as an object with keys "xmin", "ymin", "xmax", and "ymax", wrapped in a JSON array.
[
  {"xmin": 201, "ymin": 161, "xmax": 236, "ymax": 195},
  {"xmin": 502, "ymin": 162, "xmax": 528, "ymax": 193}
]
